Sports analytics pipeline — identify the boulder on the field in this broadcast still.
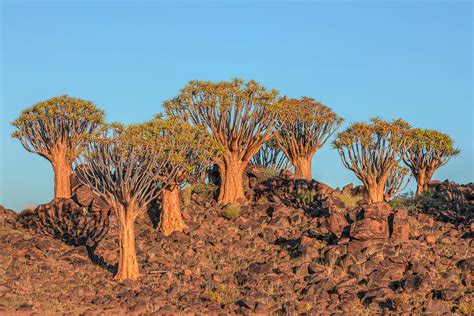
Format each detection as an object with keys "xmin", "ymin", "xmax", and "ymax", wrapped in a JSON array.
[
  {"xmin": 327, "ymin": 212, "xmax": 348, "ymax": 239},
  {"xmin": 350, "ymin": 202, "xmax": 391, "ymax": 240},
  {"xmin": 73, "ymin": 185, "xmax": 95, "ymax": 207},
  {"xmin": 391, "ymin": 209, "xmax": 410, "ymax": 240}
]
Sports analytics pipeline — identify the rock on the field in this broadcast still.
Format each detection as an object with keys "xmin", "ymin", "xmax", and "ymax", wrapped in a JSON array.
[
  {"xmin": 350, "ymin": 203, "xmax": 391, "ymax": 240},
  {"xmin": 248, "ymin": 262, "xmax": 272, "ymax": 275},
  {"xmin": 351, "ymin": 218, "xmax": 388, "ymax": 240},
  {"xmin": 391, "ymin": 210, "xmax": 409, "ymax": 240},
  {"xmin": 457, "ymin": 257, "xmax": 474, "ymax": 272},
  {"xmin": 327, "ymin": 212, "xmax": 348, "ymax": 238},
  {"xmin": 425, "ymin": 234, "xmax": 436, "ymax": 244},
  {"xmin": 73, "ymin": 185, "xmax": 95, "ymax": 207},
  {"xmin": 434, "ymin": 287, "xmax": 462, "ymax": 301}
]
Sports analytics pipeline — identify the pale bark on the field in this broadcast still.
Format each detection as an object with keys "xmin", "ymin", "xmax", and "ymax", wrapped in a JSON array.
[
  {"xmin": 115, "ymin": 205, "xmax": 140, "ymax": 282},
  {"xmin": 294, "ymin": 157, "xmax": 312, "ymax": 180},
  {"xmin": 218, "ymin": 153, "xmax": 246, "ymax": 205},
  {"xmin": 416, "ymin": 168, "xmax": 434, "ymax": 195},
  {"xmin": 368, "ymin": 184, "xmax": 385, "ymax": 204},
  {"xmin": 51, "ymin": 154, "xmax": 72, "ymax": 199},
  {"xmin": 161, "ymin": 186, "xmax": 188, "ymax": 236}
]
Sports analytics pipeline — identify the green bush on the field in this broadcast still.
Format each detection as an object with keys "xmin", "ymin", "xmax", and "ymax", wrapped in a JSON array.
[
  {"xmin": 191, "ymin": 181, "xmax": 218, "ymax": 200},
  {"xmin": 292, "ymin": 189, "xmax": 317, "ymax": 205},
  {"xmin": 390, "ymin": 190, "xmax": 445, "ymax": 216},
  {"xmin": 222, "ymin": 204, "xmax": 241, "ymax": 220},
  {"xmin": 333, "ymin": 191, "xmax": 364, "ymax": 209}
]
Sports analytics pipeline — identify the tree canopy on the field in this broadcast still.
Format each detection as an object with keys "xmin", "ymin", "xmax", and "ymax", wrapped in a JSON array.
[
  {"xmin": 164, "ymin": 78, "xmax": 281, "ymax": 204},
  {"xmin": 136, "ymin": 116, "xmax": 222, "ymax": 188},
  {"xmin": 400, "ymin": 128, "xmax": 459, "ymax": 194},
  {"xmin": 12, "ymin": 95, "xmax": 104, "ymax": 161},
  {"xmin": 333, "ymin": 117, "xmax": 410, "ymax": 203},
  {"xmin": 275, "ymin": 97, "xmax": 342, "ymax": 179}
]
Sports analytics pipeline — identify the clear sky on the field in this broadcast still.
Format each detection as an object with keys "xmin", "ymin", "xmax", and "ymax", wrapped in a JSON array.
[{"xmin": 1, "ymin": 1, "xmax": 472, "ymax": 211}]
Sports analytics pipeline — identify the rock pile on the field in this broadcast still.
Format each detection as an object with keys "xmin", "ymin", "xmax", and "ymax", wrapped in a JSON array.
[
  {"xmin": 0, "ymin": 176, "xmax": 472, "ymax": 314},
  {"xmin": 427, "ymin": 180, "xmax": 474, "ymax": 226}
]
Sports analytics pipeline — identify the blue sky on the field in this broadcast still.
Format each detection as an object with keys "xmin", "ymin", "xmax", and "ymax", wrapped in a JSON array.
[{"xmin": 1, "ymin": 1, "xmax": 472, "ymax": 211}]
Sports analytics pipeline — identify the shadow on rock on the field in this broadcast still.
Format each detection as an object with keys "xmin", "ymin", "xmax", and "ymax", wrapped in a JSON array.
[{"xmin": 18, "ymin": 198, "xmax": 115, "ymax": 273}]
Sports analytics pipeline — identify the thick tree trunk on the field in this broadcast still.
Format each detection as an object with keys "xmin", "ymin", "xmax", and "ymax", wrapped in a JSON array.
[
  {"xmin": 217, "ymin": 153, "xmax": 246, "ymax": 205},
  {"xmin": 294, "ymin": 157, "xmax": 312, "ymax": 180},
  {"xmin": 416, "ymin": 169, "xmax": 434, "ymax": 195},
  {"xmin": 161, "ymin": 186, "xmax": 188, "ymax": 236},
  {"xmin": 115, "ymin": 209, "xmax": 139, "ymax": 282},
  {"xmin": 367, "ymin": 184, "xmax": 385, "ymax": 204},
  {"xmin": 51, "ymin": 155, "xmax": 72, "ymax": 199}
]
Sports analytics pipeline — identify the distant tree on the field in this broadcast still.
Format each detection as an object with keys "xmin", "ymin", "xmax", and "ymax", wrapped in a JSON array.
[
  {"xmin": 138, "ymin": 116, "xmax": 221, "ymax": 236},
  {"xmin": 383, "ymin": 164, "xmax": 410, "ymax": 202},
  {"xmin": 400, "ymin": 128, "xmax": 459, "ymax": 195},
  {"xmin": 250, "ymin": 140, "xmax": 293, "ymax": 177},
  {"xmin": 75, "ymin": 124, "xmax": 172, "ymax": 281},
  {"xmin": 165, "ymin": 79, "xmax": 280, "ymax": 205},
  {"xmin": 333, "ymin": 118, "xmax": 409, "ymax": 203},
  {"xmin": 12, "ymin": 95, "xmax": 104, "ymax": 199},
  {"xmin": 275, "ymin": 97, "xmax": 342, "ymax": 180}
]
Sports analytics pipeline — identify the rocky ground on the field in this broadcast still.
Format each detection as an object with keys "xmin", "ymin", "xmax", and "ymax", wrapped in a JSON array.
[{"xmin": 0, "ymin": 171, "xmax": 473, "ymax": 314}]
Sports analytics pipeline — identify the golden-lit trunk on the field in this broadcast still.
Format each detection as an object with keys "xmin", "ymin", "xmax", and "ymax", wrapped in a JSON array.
[
  {"xmin": 416, "ymin": 169, "xmax": 434, "ymax": 195},
  {"xmin": 218, "ymin": 153, "xmax": 245, "ymax": 205},
  {"xmin": 367, "ymin": 184, "xmax": 385, "ymax": 204},
  {"xmin": 161, "ymin": 186, "xmax": 188, "ymax": 236},
  {"xmin": 51, "ymin": 155, "xmax": 72, "ymax": 199},
  {"xmin": 115, "ymin": 207, "xmax": 139, "ymax": 282},
  {"xmin": 294, "ymin": 157, "xmax": 312, "ymax": 180}
]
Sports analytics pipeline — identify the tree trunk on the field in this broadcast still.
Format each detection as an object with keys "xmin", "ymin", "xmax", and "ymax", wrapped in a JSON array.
[
  {"xmin": 294, "ymin": 157, "xmax": 312, "ymax": 180},
  {"xmin": 51, "ymin": 155, "xmax": 72, "ymax": 199},
  {"xmin": 416, "ymin": 169, "xmax": 434, "ymax": 195},
  {"xmin": 161, "ymin": 186, "xmax": 188, "ymax": 236},
  {"xmin": 367, "ymin": 184, "xmax": 385, "ymax": 204},
  {"xmin": 115, "ymin": 209, "xmax": 139, "ymax": 282},
  {"xmin": 217, "ymin": 153, "xmax": 245, "ymax": 205}
]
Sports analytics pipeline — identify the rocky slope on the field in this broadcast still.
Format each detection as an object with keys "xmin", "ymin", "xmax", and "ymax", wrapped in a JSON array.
[{"xmin": 0, "ymin": 174, "xmax": 472, "ymax": 314}]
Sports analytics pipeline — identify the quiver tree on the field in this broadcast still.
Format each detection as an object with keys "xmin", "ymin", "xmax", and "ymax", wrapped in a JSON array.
[
  {"xmin": 250, "ymin": 140, "xmax": 293, "ymax": 176},
  {"xmin": 400, "ymin": 128, "xmax": 459, "ymax": 195},
  {"xmin": 165, "ymin": 79, "xmax": 280, "ymax": 205},
  {"xmin": 333, "ymin": 118, "xmax": 410, "ymax": 203},
  {"xmin": 275, "ymin": 97, "xmax": 343, "ymax": 179},
  {"xmin": 384, "ymin": 165, "xmax": 410, "ymax": 201},
  {"xmin": 138, "ymin": 116, "xmax": 221, "ymax": 236},
  {"xmin": 12, "ymin": 95, "xmax": 104, "ymax": 198},
  {"xmin": 75, "ymin": 124, "xmax": 173, "ymax": 281}
]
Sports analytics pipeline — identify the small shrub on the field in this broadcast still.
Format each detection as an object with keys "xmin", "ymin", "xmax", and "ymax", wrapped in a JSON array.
[
  {"xmin": 292, "ymin": 189, "xmax": 317, "ymax": 205},
  {"xmin": 191, "ymin": 181, "xmax": 218, "ymax": 200},
  {"xmin": 297, "ymin": 302, "xmax": 313, "ymax": 314},
  {"xmin": 205, "ymin": 283, "xmax": 241, "ymax": 304},
  {"xmin": 458, "ymin": 302, "xmax": 474, "ymax": 314},
  {"xmin": 333, "ymin": 191, "xmax": 364, "ymax": 209},
  {"xmin": 390, "ymin": 190, "xmax": 445, "ymax": 216},
  {"xmin": 256, "ymin": 195, "xmax": 269, "ymax": 204},
  {"xmin": 222, "ymin": 204, "xmax": 241, "ymax": 220}
]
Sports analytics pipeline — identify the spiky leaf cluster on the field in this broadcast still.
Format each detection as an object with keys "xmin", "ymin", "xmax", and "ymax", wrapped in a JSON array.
[
  {"xmin": 400, "ymin": 128, "xmax": 459, "ymax": 170},
  {"xmin": 75, "ymin": 123, "xmax": 172, "ymax": 217},
  {"xmin": 12, "ymin": 95, "xmax": 104, "ymax": 161},
  {"xmin": 164, "ymin": 78, "xmax": 280, "ymax": 162},
  {"xmin": 275, "ymin": 97, "xmax": 343, "ymax": 160},
  {"xmin": 129, "ymin": 116, "xmax": 223, "ymax": 187},
  {"xmin": 332, "ymin": 118, "xmax": 410, "ymax": 185}
]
